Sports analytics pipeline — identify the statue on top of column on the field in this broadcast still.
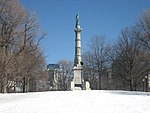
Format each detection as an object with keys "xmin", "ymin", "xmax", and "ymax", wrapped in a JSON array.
[{"xmin": 76, "ymin": 14, "xmax": 80, "ymax": 27}]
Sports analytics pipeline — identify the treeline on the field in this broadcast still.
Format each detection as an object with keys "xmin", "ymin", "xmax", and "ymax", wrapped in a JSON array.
[
  {"xmin": 1, "ymin": 0, "xmax": 150, "ymax": 93},
  {"xmin": 82, "ymin": 9, "xmax": 150, "ymax": 91},
  {"xmin": 0, "ymin": 0, "xmax": 46, "ymax": 93}
]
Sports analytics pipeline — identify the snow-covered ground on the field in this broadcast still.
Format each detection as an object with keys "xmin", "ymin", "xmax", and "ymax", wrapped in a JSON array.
[{"xmin": 0, "ymin": 90, "xmax": 150, "ymax": 113}]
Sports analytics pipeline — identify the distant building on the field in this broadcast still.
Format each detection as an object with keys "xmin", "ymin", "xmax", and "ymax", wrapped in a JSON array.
[{"xmin": 47, "ymin": 64, "xmax": 60, "ymax": 90}]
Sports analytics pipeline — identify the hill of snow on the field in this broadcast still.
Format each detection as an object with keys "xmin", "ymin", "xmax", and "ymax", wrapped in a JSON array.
[{"xmin": 0, "ymin": 90, "xmax": 150, "ymax": 113}]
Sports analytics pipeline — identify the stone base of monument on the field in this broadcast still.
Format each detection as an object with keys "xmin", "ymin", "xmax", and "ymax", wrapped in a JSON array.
[
  {"xmin": 83, "ymin": 81, "xmax": 91, "ymax": 90},
  {"xmin": 69, "ymin": 65, "xmax": 91, "ymax": 91},
  {"xmin": 70, "ymin": 81, "xmax": 91, "ymax": 91}
]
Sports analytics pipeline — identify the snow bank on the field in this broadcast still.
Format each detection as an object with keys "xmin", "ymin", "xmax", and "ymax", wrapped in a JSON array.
[{"xmin": 0, "ymin": 90, "xmax": 150, "ymax": 113}]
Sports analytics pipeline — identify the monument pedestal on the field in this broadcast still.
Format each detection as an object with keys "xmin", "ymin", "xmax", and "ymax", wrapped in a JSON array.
[
  {"xmin": 70, "ymin": 80, "xmax": 91, "ymax": 90},
  {"xmin": 71, "ymin": 65, "xmax": 82, "ymax": 90},
  {"xmin": 70, "ymin": 65, "xmax": 91, "ymax": 91}
]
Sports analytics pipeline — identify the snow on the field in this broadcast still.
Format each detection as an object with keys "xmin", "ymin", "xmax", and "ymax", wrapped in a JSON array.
[{"xmin": 0, "ymin": 90, "xmax": 150, "ymax": 113}]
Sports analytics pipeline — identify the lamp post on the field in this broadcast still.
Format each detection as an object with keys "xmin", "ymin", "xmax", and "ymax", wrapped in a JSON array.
[
  {"xmin": 145, "ymin": 75, "xmax": 148, "ymax": 92},
  {"xmin": 143, "ymin": 79, "xmax": 145, "ymax": 92}
]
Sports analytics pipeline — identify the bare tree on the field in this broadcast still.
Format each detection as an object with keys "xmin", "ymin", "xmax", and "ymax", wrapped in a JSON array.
[
  {"xmin": 0, "ymin": 0, "xmax": 26, "ymax": 93},
  {"xmin": 113, "ymin": 27, "xmax": 150, "ymax": 91},
  {"xmin": 57, "ymin": 59, "xmax": 73, "ymax": 90},
  {"xmin": 0, "ymin": 0, "xmax": 46, "ymax": 93},
  {"xmin": 82, "ymin": 35, "xmax": 111, "ymax": 90},
  {"xmin": 82, "ymin": 51, "xmax": 98, "ymax": 89},
  {"xmin": 136, "ymin": 9, "xmax": 150, "ymax": 51}
]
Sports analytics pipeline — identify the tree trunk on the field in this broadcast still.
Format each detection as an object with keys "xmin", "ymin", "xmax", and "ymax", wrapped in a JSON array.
[
  {"xmin": 129, "ymin": 78, "xmax": 134, "ymax": 91},
  {"xmin": 123, "ymin": 79, "xmax": 126, "ymax": 90},
  {"xmin": 98, "ymin": 64, "xmax": 102, "ymax": 90},
  {"xmin": 99, "ymin": 73, "xmax": 101, "ymax": 90},
  {"xmin": 23, "ymin": 77, "xmax": 26, "ymax": 93},
  {"xmin": 22, "ymin": 76, "xmax": 29, "ymax": 93},
  {"xmin": 134, "ymin": 81, "xmax": 137, "ymax": 91},
  {"xmin": 2, "ymin": 77, "xmax": 7, "ymax": 93}
]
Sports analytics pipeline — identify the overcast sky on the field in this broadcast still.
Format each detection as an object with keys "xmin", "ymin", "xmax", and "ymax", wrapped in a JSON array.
[{"xmin": 20, "ymin": 0, "xmax": 150, "ymax": 64}]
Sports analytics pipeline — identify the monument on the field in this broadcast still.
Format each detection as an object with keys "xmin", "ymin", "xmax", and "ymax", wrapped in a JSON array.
[{"xmin": 70, "ymin": 15, "xmax": 91, "ymax": 90}]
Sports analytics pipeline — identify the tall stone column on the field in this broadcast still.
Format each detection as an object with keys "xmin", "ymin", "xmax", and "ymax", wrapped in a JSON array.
[
  {"xmin": 70, "ymin": 15, "xmax": 91, "ymax": 90},
  {"xmin": 70, "ymin": 15, "xmax": 83, "ymax": 90},
  {"xmin": 74, "ymin": 14, "xmax": 82, "ymax": 66}
]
